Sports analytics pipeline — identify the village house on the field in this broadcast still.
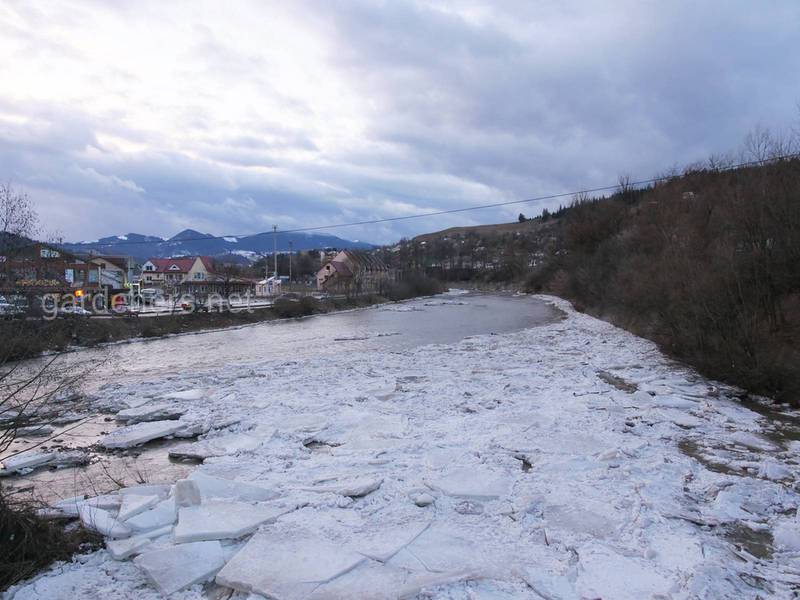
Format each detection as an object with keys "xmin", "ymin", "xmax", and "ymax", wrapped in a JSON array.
[
  {"xmin": 0, "ymin": 239, "xmax": 139, "ymax": 311},
  {"xmin": 86, "ymin": 255, "xmax": 137, "ymax": 289},
  {"xmin": 316, "ymin": 250, "xmax": 392, "ymax": 294},
  {"xmin": 140, "ymin": 256, "xmax": 256, "ymax": 296},
  {"xmin": 140, "ymin": 256, "xmax": 214, "ymax": 289}
]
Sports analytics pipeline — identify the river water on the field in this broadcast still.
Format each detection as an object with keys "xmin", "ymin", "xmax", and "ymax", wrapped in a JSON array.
[
  {"xmin": 2, "ymin": 292, "xmax": 562, "ymax": 500},
  {"xmin": 68, "ymin": 291, "xmax": 562, "ymax": 390}
]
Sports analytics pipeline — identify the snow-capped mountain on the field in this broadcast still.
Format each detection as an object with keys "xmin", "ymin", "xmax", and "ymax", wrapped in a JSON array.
[{"xmin": 61, "ymin": 229, "xmax": 375, "ymax": 261}]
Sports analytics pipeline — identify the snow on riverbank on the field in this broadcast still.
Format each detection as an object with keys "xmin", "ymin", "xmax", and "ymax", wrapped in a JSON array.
[{"xmin": 6, "ymin": 296, "xmax": 800, "ymax": 599}]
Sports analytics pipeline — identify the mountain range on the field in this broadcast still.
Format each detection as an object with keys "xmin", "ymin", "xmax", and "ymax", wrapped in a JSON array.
[{"xmin": 60, "ymin": 229, "xmax": 375, "ymax": 262}]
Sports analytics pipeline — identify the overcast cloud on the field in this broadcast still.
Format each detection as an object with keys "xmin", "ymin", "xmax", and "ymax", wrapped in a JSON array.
[{"xmin": 1, "ymin": 0, "xmax": 798, "ymax": 244}]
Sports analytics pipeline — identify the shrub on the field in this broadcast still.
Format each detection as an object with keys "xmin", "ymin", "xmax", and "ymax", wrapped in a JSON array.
[
  {"xmin": 384, "ymin": 275, "xmax": 445, "ymax": 301},
  {"xmin": 0, "ymin": 489, "xmax": 100, "ymax": 591}
]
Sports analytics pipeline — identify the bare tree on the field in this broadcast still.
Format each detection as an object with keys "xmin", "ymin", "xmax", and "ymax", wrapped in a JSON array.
[
  {"xmin": 742, "ymin": 124, "xmax": 773, "ymax": 163},
  {"xmin": 0, "ymin": 184, "xmax": 37, "ymax": 241},
  {"xmin": 0, "ymin": 342, "xmax": 86, "ymax": 457},
  {"xmin": 1, "ymin": 184, "xmax": 39, "ymax": 286}
]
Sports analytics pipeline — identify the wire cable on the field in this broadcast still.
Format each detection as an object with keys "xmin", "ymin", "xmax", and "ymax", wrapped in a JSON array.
[{"xmin": 43, "ymin": 151, "xmax": 800, "ymax": 248}]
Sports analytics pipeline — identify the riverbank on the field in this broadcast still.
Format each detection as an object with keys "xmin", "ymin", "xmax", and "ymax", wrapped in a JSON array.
[
  {"xmin": 0, "ymin": 293, "xmax": 423, "ymax": 362},
  {"xmin": 5, "ymin": 295, "xmax": 799, "ymax": 599}
]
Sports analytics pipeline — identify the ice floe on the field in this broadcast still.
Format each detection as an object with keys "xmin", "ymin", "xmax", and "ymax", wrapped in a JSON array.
[
  {"xmin": 99, "ymin": 420, "xmax": 185, "ymax": 449},
  {"xmin": 6, "ymin": 294, "xmax": 800, "ymax": 599},
  {"xmin": 134, "ymin": 540, "xmax": 226, "ymax": 596},
  {"xmin": 173, "ymin": 501, "xmax": 290, "ymax": 542}
]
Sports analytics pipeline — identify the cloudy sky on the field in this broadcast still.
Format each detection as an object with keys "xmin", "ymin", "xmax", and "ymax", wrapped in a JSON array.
[{"xmin": 1, "ymin": 1, "xmax": 798, "ymax": 244}]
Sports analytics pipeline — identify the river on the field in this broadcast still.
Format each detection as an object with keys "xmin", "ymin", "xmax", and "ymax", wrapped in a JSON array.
[{"xmin": 2, "ymin": 292, "xmax": 562, "ymax": 500}]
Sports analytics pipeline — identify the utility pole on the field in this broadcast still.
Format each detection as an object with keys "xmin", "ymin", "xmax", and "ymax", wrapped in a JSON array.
[
  {"xmin": 272, "ymin": 225, "xmax": 278, "ymax": 278},
  {"xmin": 288, "ymin": 240, "xmax": 293, "ymax": 285}
]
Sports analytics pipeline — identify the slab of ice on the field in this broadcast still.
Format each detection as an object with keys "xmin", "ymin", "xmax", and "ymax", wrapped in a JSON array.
[
  {"xmin": 388, "ymin": 527, "xmax": 482, "ymax": 573},
  {"xmin": 164, "ymin": 389, "xmax": 207, "ymax": 401},
  {"xmin": 216, "ymin": 529, "xmax": 365, "ymax": 596},
  {"xmin": 55, "ymin": 493, "xmax": 121, "ymax": 517},
  {"xmin": 306, "ymin": 561, "xmax": 477, "ymax": 600},
  {"xmin": 173, "ymin": 479, "xmax": 201, "ymax": 507},
  {"xmin": 425, "ymin": 468, "xmax": 510, "ymax": 500},
  {"xmin": 171, "ymin": 415, "xmax": 242, "ymax": 438},
  {"xmin": 106, "ymin": 525, "xmax": 172, "ymax": 560},
  {"xmin": 99, "ymin": 420, "xmax": 184, "ymax": 449},
  {"xmin": 168, "ymin": 433, "xmax": 262, "ymax": 461},
  {"xmin": 307, "ymin": 476, "xmax": 383, "ymax": 498},
  {"xmin": 134, "ymin": 540, "xmax": 225, "ymax": 596},
  {"xmin": 116, "ymin": 403, "xmax": 184, "ymax": 424},
  {"xmin": 117, "ymin": 494, "xmax": 160, "ymax": 521},
  {"xmin": 174, "ymin": 501, "xmax": 290, "ymax": 543},
  {"xmin": 188, "ymin": 471, "xmax": 279, "ymax": 502},
  {"xmin": 519, "ymin": 569, "xmax": 577, "ymax": 600},
  {"xmin": 16, "ymin": 424, "xmax": 55, "ymax": 437},
  {"xmin": 306, "ymin": 562, "xmax": 414, "ymax": 600},
  {"xmin": 125, "ymin": 497, "xmax": 176, "ymax": 531},
  {"xmin": 355, "ymin": 520, "xmax": 431, "ymax": 562},
  {"xmin": 412, "ymin": 492, "xmax": 435, "ymax": 507},
  {"xmin": 0, "ymin": 451, "xmax": 55, "ymax": 475},
  {"xmin": 774, "ymin": 518, "xmax": 800, "ymax": 551},
  {"xmin": 79, "ymin": 505, "xmax": 132, "ymax": 538},
  {"xmin": 651, "ymin": 396, "xmax": 698, "ymax": 409},
  {"xmin": 544, "ymin": 504, "xmax": 616, "ymax": 539},
  {"xmin": 758, "ymin": 458, "xmax": 792, "ymax": 481},
  {"xmin": 575, "ymin": 542, "xmax": 673, "ymax": 600},
  {"xmin": 729, "ymin": 431, "xmax": 779, "ymax": 452}
]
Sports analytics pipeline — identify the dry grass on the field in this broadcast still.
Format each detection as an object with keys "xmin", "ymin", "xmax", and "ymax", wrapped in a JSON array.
[{"xmin": 0, "ymin": 486, "xmax": 101, "ymax": 592}]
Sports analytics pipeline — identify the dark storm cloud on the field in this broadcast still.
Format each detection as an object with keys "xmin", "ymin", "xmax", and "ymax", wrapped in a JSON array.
[{"xmin": 0, "ymin": 1, "xmax": 798, "ymax": 243}]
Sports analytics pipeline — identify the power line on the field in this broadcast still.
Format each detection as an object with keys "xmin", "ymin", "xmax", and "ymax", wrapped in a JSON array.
[{"xmin": 61, "ymin": 151, "xmax": 800, "ymax": 249}]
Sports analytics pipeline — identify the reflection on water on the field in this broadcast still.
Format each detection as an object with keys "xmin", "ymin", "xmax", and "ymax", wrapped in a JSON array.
[{"xmin": 60, "ymin": 293, "xmax": 563, "ymax": 391}]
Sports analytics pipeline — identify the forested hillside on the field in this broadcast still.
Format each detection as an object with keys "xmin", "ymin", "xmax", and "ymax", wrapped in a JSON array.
[
  {"xmin": 526, "ymin": 154, "xmax": 800, "ymax": 404},
  {"xmin": 393, "ymin": 131, "xmax": 800, "ymax": 404}
]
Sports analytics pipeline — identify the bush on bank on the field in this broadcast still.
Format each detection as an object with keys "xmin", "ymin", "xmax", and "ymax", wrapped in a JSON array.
[{"xmin": 525, "ymin": 158, "xmax": 800, "ymax": 405}]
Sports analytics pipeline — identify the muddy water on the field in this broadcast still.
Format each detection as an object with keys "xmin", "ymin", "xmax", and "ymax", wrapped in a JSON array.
[
  {"xmin": 2, "ymin": 293, "xmax": 561, "ymax": 501},
  {"xmin": 65, "ymin": 292, "xmax": 562, "ymax": 391}
]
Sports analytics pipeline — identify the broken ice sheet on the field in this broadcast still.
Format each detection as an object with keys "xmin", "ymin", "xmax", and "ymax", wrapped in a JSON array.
[
  {"xmin": 106, "ymin": 525, "xmax": 172, "ymax": 560},
  {"xmin": 173, "ymin": 500, "xmax": 291, "ymax": 543},
  {"xmin": 215, "ymin": 528, "xmax": 366, "ymax": 597},
  {"xmin": 304, "ymin": 476, "xmax": 384, "ymax": 498},
  {"xmin": 117, "ymin": 493, "xmax": 160, "ymax": 521},
  {"xmin": 115, "ymin": 402, "xmax": 184, "ymax": 424},
  {"xmin": 354, "ymin": 520, "xmax": 431, "ymax": 562},
  {"xmin": 134, "ymin": 540, "xmax": 225, "ymax": 596},
  {"xmin": 0, "ymin": 451, "xmax": 55, "ymax": 476},
  {"xmin": 99, "ymin": 420, "xmax": 184, "ymax": 449},
  {"xmin": 575, "ymin": 542, "xmax": 674, "ymax": 600},
  {"xmin": 424, "ymin": 468, "xmax": 511, "ymax": 500},
  {"xmin": 124, "ymin": 497, "xmax": 176, "ymax": 531},
  {"xmin": 168, "ymin": 432, "xmax": 263, "ymax": 461},
  {"xmin": 163, "ymin": 388, "xmax": 207, "ymax": 401},
  {"xmin": 387, "ymin": 527, "xmax": 485, "ymax": 574},
  {"xmin": 79, "ymin": 505, "xmax": 131, "ymax": 538},
  {"xmin": 188, "ymin": 471, "xmax": 279, "ymax": 502}
]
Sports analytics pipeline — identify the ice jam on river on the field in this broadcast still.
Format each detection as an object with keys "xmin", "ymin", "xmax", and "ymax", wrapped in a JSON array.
[{"xmin": 4, "ymin": 294, "xmax": 800, "ymax": 599}]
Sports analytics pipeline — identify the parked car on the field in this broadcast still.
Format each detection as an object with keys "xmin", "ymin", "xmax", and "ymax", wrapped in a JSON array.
[
  {"xmin": 58, "ymin": 305, "xmax": 92, "ymax": 318},
  {"xmin": 140, "ymin": 288, "xmax": 160, "ymax": 305},
  {"xmin": 182, "ymin": 298, "xmax": 230, "ymax": 313}
]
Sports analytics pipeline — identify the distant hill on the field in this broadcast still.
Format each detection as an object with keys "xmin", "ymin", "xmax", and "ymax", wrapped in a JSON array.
[
  {"xmin": 413, "ymin": 219, "xmax": 553, "ymax": 243},
  {"xmin": 61, "ymin": 229, "xmax": 375, "ymax": 261}
]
